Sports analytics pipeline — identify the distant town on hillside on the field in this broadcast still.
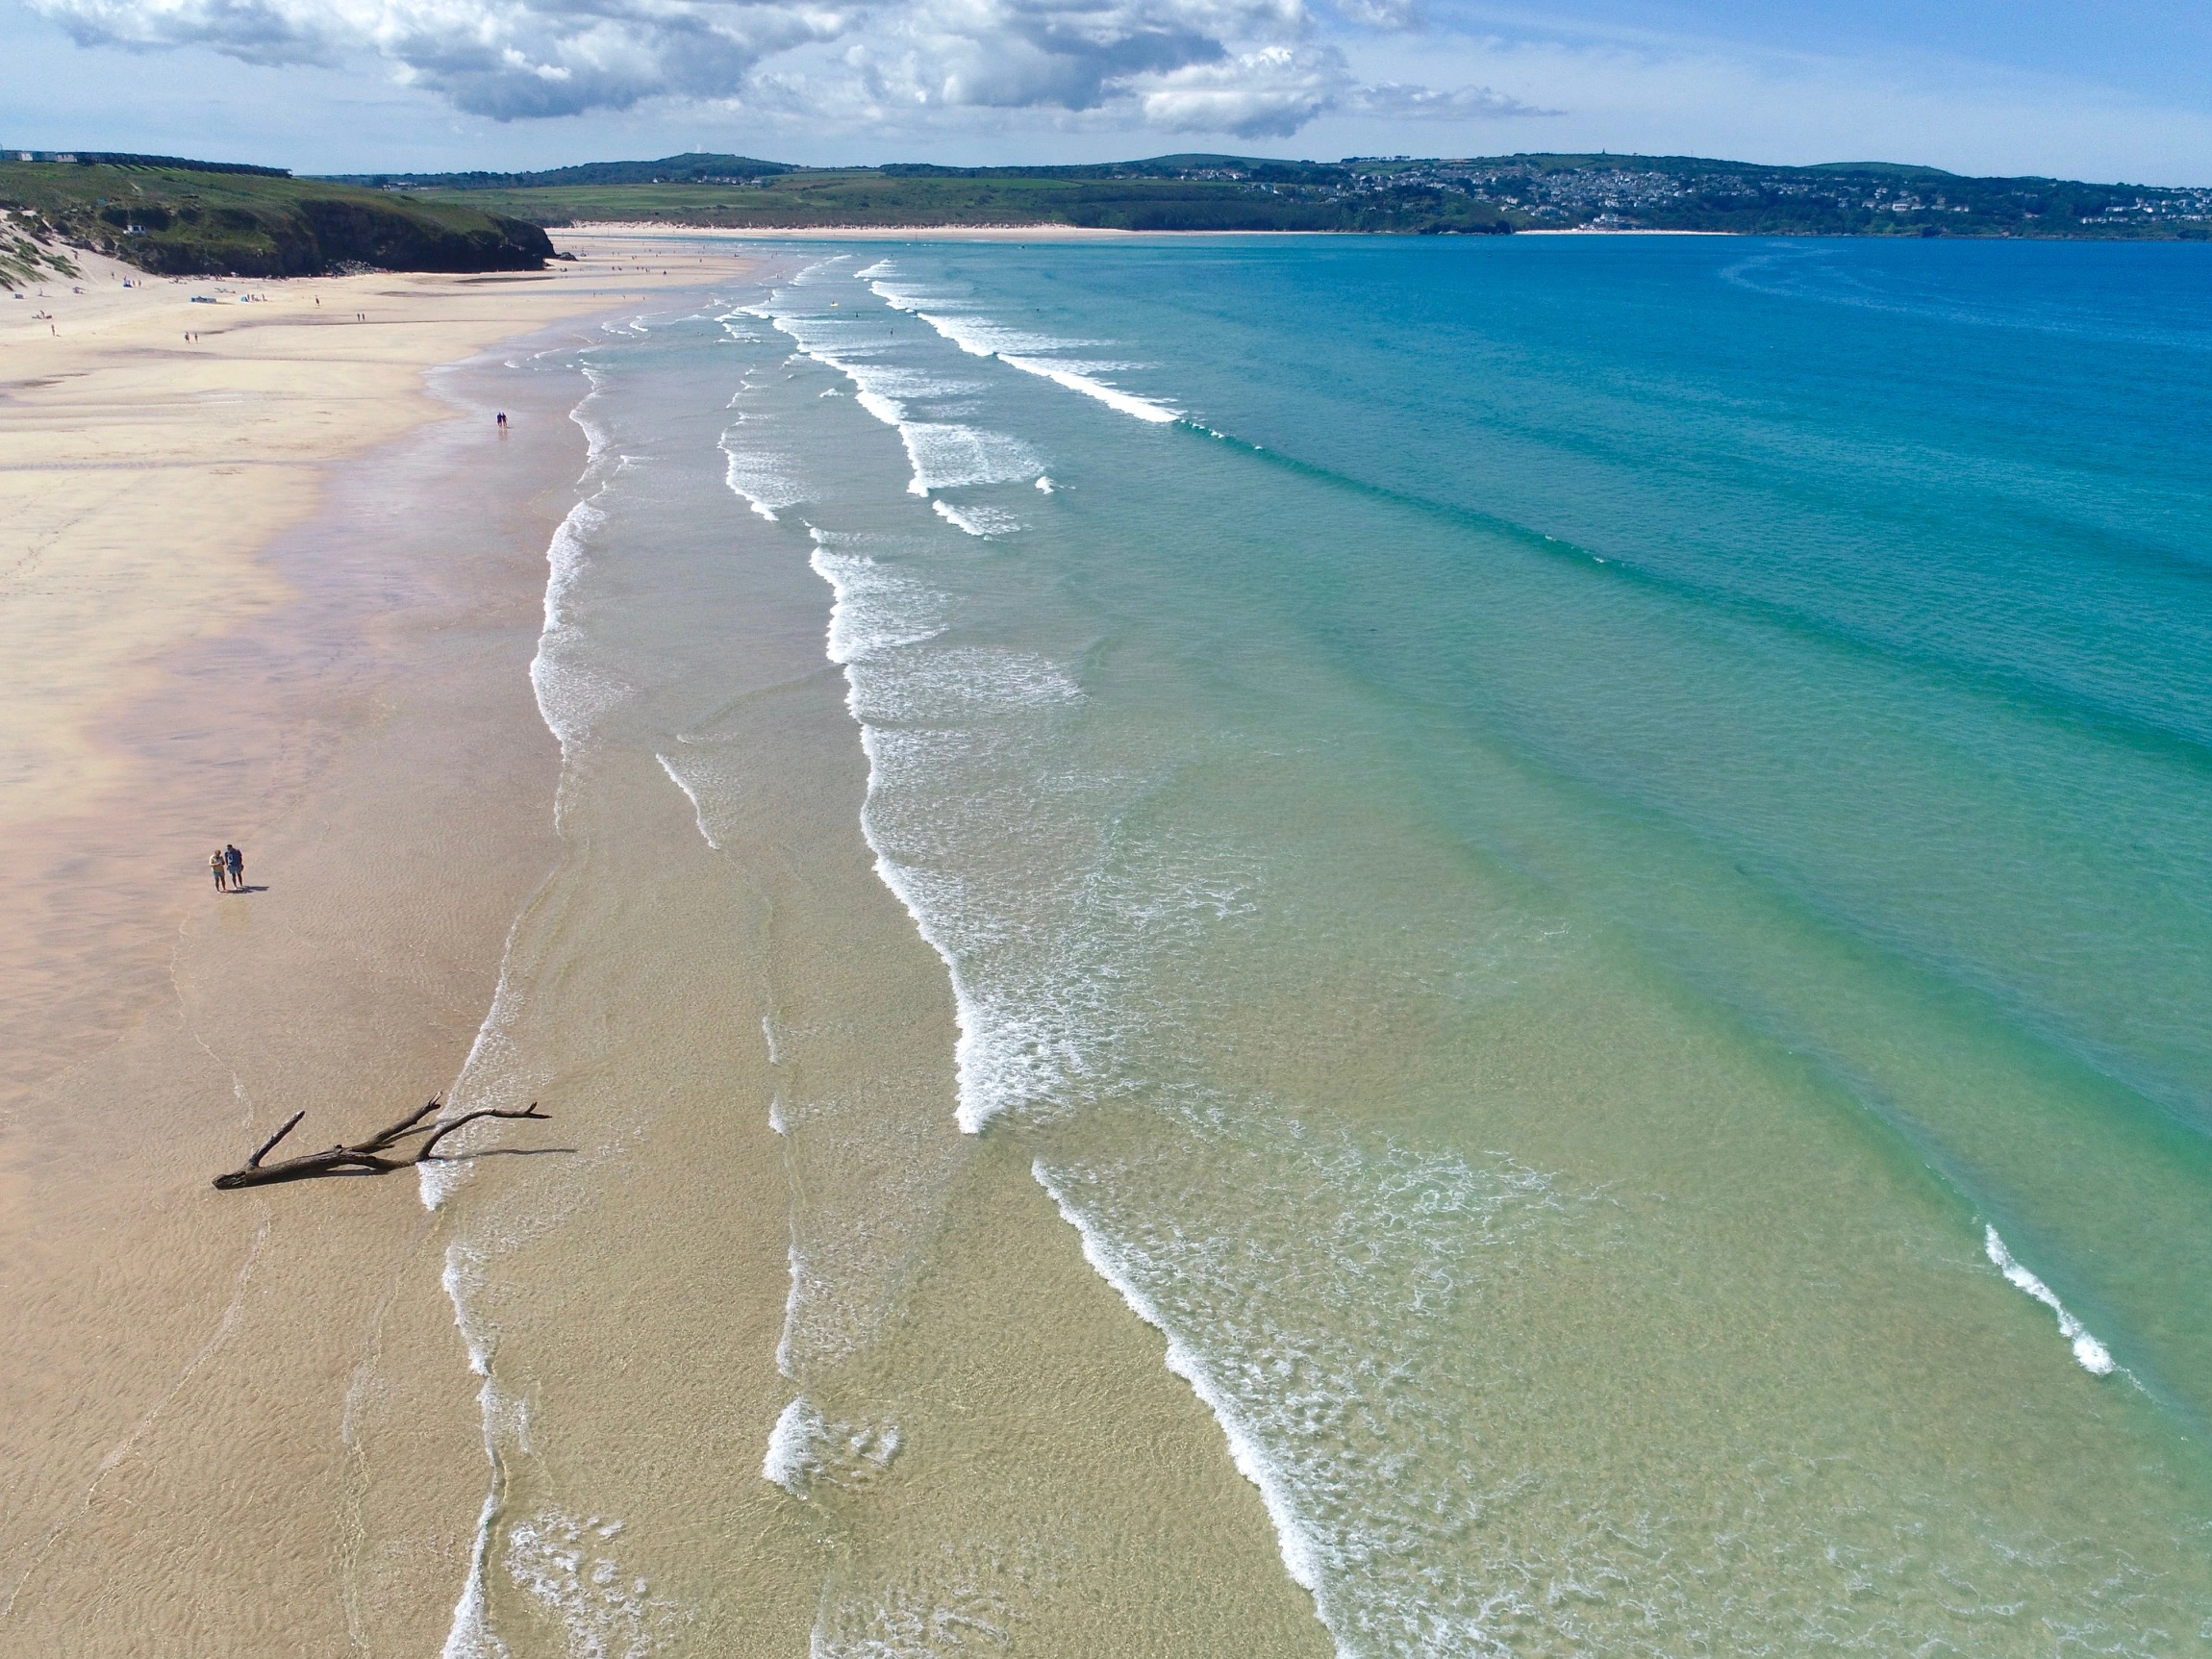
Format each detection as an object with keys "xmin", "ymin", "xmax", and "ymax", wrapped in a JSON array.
[{"xmin": 326, "ymin": 150, "xmax": 2212, "ymax": 239}]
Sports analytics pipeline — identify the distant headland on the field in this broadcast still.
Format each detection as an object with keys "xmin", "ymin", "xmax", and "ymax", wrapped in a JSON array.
[{"xmin": 0, "ymin": 152, "xmax": 553, "ymax": 277}]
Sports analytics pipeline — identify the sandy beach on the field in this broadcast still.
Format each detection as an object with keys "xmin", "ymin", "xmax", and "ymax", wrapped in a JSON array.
[
  {"xmin": 0, "ymin": 236, "xmax": 753, "ymax": 1649},
  {"xmin": 1, "ymin": 229, "xmax": 1322, "ymax": 1655}
]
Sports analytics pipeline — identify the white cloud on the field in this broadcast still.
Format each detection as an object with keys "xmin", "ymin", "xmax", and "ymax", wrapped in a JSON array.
[
  {"xmin": 1345, "ymin": 79, "xmax": 1554, "ymax": 118},
  {"xmin": 27, "ymin": 0, "xmax": 1549, "ymax": 132},
  {"xmin": 1135, "ymin": 44, "xmax": 1343, "ymax": 137},
  {"xmin": 1125, "ymin": 44, "xmax": 1545, "ymax": 136},
  {"xmin": 35, "ymin": 0, "xmax": 850, "ymax": 116}
]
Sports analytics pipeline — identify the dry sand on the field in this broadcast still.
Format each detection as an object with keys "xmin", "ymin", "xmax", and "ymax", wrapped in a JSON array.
[{"xmin": 0, "ymin": 234, "xmax": 755, "ymax": 1651}]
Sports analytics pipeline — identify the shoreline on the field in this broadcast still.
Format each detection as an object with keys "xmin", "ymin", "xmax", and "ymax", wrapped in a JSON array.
[
  {"xmin": 566, "ymin": 220, "xmax": 1270, "ymax": 240},
  {"xmin": 547, "ymin": 219, "xmax": 2171, "ymax": 243},
  {"xmin": 0, "ymin": 244, "xmax": 758, "ymax": 1648}
]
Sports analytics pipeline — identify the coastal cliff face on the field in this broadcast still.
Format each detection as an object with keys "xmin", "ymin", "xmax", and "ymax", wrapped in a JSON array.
[{"xmin": 0, "ymin": 160, "xmax": 553, "ymax": 277}]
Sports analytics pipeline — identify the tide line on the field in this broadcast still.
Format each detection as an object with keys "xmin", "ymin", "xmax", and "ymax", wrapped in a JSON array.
[
  {"xmin": 1983, "ymin": 1225, "xmax": 2118, "ymax": 1377},
  {"xmin": 1031, "ymin": 1161, "xmax": 1337, "ymax": 1642}
]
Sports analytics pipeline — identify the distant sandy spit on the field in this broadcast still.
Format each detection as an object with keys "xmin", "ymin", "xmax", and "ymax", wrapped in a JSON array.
[
  {"xmin": 565, "ymin": 220, "xmax": 1306, "ymax": 240},
  {"xmin": 564, "ymin": 221, "xmax": 1730, "ymax": 243},
  {"xmin": 1515, "ymin": 227, "xmax": 1734, "ymax": 236}
]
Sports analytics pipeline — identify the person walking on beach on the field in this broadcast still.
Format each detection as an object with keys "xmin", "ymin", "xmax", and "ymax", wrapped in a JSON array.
[
  {"xmin": 225, "ymin": 843, "xmax": 244, "ymax": 891},
  {"xmin": 495, "ymin": 411, "xmax": 507, "ymax": 429},
  {"xmin": 210, "ymin": 848, "xmax": 227, "ymax": 892}
]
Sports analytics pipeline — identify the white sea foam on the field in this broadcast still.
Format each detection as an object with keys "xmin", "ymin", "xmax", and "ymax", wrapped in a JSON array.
[
  {"xmin": 440, "ymin": 1494, "xmax": 504, "ymax": 1659},
  {"xmin": 759, "ymin": 292, "xmax": 1039, "ymax": 500},
  {"xmin": 1983, "ymin": 1226, "xmax": 2118, "ymax": 1376},
  {"xmin": 1031, "ymin": 1161, "xmax": 1328, "ymax": 1604},
  {"xmin": 803, "ymin": 519, "xmax": 1115, "ymax": 1134},
  {"xmin": 655, "ymin": 754, "xmax": 718, "ymax": 849},
  {"xmin": 761, "ymin": 1396, "xmax": 823, "ymax": 1495},
  {"xmin": 762, "ymin": 1396, "xmax": 901, "ymax": 1498},
  {"xmin": 848, "ymin": 646, "xmax": 1082, "ymax": 724},
  {"xmin": 997, "ymin": 353, "xmax": 1178, "ymax": 423},
  {"xmin": 719, "ymin": 426, "xmax": 807, "ymax": 521},
  {"xmin": 1030, "ymin": 1129, "xmax": 1586, "ymax": 1656},
  {"xmin": 439, "ymin": 1243, "xmax": 529, "ymax": 1659},
  {"xmin": 774, "ymin": 1242, "xmax": 805, "ymax": 1377},
  {"xmin": 1035, "ymin": 476, "xmax": 1056, "ymax": 493},
  {"xmin": 931, "ymin": 499, "xmax": 1023, "ymax": 538},
  {"xmin": 419, "ymin": 907, "xmax": 537, "ymax": 1212},
  {"xmin": 531, "ymin": 494, "xmax": 630, "ymax": 759},
  {"xmin": 895, "ymin": 422, "xmax": 1041, "ymax": 497},
  {"xmin": 862, "ymin": 274, "xmax": 1179, "ymax": 423},
  {"xmin": 808, "ymin": 537, "xmax": 948, "ymax": 662},
  {"xmin": 904, "ymin": 304, "xmax": 1085, "ymax": 362},
  {"xmin": 866, "ymin": 275, "xmax": 1085, "ymax": 357},
  {"xmin": 853, "ymin": 389, "xmax": 903, "ymax": 428},
  {"xmin": 809, "ymin": 1542, "xmax": 1024, "ymax": 1657},
  {"xmin": 504, "ymin": 1508, "xmax": 675, "ymax": 1658}
]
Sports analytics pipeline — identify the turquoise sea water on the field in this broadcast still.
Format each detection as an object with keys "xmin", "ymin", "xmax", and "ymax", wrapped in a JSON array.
[{"xmin": 522, "ymin": 236, "xmax": 2212, "ymax": 1652}]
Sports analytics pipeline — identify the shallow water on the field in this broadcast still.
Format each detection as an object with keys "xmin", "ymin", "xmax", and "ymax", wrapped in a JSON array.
[{"xmin": 443, "ymin": 238, "xmax": 2212, "ymax": 1655}]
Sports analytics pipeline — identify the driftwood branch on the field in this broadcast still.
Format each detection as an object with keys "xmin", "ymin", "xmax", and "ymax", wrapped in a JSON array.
[
  {"xmin": 213, "ymin": 1099, "xmax": 549, "ymax": 1190},
  {"xmin": 247, "ymin": 1110, "xmax": 307, "ymax": 1169}
]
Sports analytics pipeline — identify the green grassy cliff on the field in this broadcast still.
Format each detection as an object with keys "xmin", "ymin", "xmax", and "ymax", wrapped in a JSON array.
[{"xmin": 0, "ymin": 156, "xmax": 554, "ymax": 276}]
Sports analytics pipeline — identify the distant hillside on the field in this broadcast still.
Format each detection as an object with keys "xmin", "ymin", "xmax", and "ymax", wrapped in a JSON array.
[
  {"xmin": 0, "ymin": 157, "xmax": 555, "ymax": 276},
  {"xmin": 6, "ymin": 148, "xmax": 290, "ymax": 177},
  {"xmin": 332, "ymin": 152, "xmax": 798, "ymax": 191},
  {"xmin": 351, "ymin": 150, "xmax": 2212, "ymax": 238}
]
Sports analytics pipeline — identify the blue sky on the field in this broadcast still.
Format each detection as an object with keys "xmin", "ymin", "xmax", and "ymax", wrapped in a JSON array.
[{"xmin": 5, "ymin": 0, "xmax": 2208, "ymax": 181}]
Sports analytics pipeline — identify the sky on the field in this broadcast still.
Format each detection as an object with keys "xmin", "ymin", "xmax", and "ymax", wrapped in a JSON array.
[{"xmin": 4, "ymin": 0, "xmax": 2210, "ymax": 181}]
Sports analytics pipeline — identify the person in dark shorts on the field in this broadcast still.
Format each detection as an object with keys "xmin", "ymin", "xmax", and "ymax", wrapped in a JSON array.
[
  {"xmin": 210, "ymin": 848, "xmax": 226, "ymax": 891},
  {"xmin": 225, "ymin": 843, "xmax": 244, "ymax": 891}
]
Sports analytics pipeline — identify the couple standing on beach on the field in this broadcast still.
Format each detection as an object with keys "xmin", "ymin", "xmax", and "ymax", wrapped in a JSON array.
[{"xmin": 209, "ymin": 843, "xmax": 245, "ymax": 892}]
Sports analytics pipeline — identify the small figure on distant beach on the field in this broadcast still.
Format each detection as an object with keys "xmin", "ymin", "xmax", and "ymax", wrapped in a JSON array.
[
  {"xmin": 225, "ymin": 843, "xmax": 244, "ymax": 891},
  {"xmin": 210, "ymin": 848, "xmax": 227, "ymax": 892},
  {"xmin": 496, "ymin": 411, "xmax": 508, "ymax": 430}
]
